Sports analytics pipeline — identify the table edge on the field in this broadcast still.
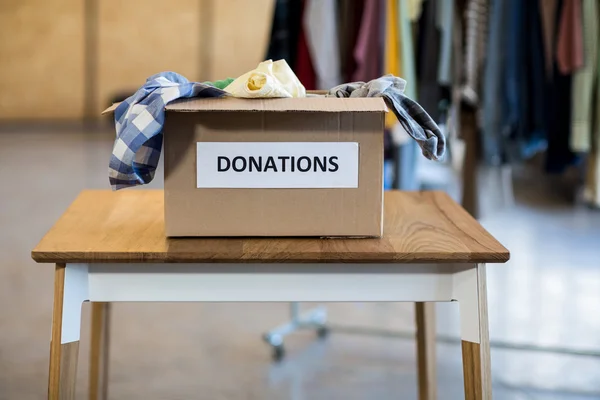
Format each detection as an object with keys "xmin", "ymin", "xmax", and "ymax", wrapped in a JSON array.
[{"xmin": 31, "ymin": 250, "xmax": 510, "ymax": 264}]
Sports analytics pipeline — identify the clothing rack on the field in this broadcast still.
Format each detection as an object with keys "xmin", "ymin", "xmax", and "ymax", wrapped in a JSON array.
[
  {"xmin": 260, "ymin": 0, "xmax": 470, "ymax": 360},
  {"xmin": 190, "ymin": 0, "xmax": 597, "ymax": 363}
]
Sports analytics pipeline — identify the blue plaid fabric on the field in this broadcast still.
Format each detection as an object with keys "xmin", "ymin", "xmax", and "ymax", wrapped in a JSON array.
[{"xmin": 109, "ymin": 72, "xmax": 228, "ymax": 190}]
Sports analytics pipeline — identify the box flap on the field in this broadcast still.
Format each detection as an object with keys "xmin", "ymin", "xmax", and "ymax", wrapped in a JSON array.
[{"xmin": 102, "ymin": 97, "xmax": 388, "ymax": 115}]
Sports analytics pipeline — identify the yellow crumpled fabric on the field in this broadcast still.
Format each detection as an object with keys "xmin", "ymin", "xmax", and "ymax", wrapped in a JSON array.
[{"xmin": 225, "ymin": 59, "xmax": 306, "ymax": 98}]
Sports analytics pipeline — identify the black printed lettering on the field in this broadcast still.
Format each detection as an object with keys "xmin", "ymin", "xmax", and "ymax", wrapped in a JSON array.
[
  {"xmin": 249, "ymin": 156, "xmax": 262, "ymax": 172},
  {"xmin": 218, "ymin": 154, "xmax": 342, "ymax": 174},
  {"xmin": 328, "ymin": 156, "xmax": 339, "ymax": 172},
  {"xmin": 264, "ymin": 156, "xmax": 278, "ymax": 172},
  {"xmin": 217, "ymin": 156, "xmax": 230, "ymax": 172},
  {"xmin": 298, "ymin": 156, "xmax": 311, "ymax": 172},
  {"xmin": 232, "ymin": 156, "xmax": 247, "ymax": 172},
  {"xmin": 314, "ymin": 156, "xmax": 327, "ymax": 172},
  {"xmin": 278, "ymin": 156, "xmax": 290, "ymax": 172}
]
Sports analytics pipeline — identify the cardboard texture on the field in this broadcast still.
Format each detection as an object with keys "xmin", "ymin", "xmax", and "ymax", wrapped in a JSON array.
[{"xmin": 107, "ymin": 97, "xmax": 386, "ymax": 237}]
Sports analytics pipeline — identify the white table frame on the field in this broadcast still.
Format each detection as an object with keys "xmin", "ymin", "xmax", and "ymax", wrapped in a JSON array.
[{"xmin": 49, "ymin": 262, "xmax": 491, "ymax": 400}]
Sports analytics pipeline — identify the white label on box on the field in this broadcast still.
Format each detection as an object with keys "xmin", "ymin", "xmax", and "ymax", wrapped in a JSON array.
[{"xmin": 196, "ymin": 142, "xmax": 359, "ymax": 188}]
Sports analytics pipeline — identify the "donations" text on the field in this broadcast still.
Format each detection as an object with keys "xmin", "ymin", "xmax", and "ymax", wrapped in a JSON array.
[{"xmin": 217, "ymin": 156, "xmax": 339, "ymax": 173}]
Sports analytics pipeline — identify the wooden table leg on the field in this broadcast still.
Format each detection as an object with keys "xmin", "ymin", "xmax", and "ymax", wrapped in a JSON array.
[
  {"xmin": 415, "ymin": 302, "xmax": 437, "ymax": 400},
  {"xmin": 89, "ymin": 303, "xmax": 111, "ymax": 400},
  {"xmin": 49, "ymin": 264, "xmax": 86, "ymax": 400},
  {"xmin": 455, "ymin": 264, "xmax": 492, "ymax": 399}
]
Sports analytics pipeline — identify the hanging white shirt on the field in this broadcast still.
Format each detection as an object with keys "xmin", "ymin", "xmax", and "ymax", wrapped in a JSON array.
[{"xmin": 303, "ymin": 0, "xmax": 342, "ymax": 90}]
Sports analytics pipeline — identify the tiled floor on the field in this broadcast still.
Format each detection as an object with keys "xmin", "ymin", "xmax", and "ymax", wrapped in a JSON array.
[{"xmin": 1, "ymin": 127, "xmax": 600, "ymax": 399}]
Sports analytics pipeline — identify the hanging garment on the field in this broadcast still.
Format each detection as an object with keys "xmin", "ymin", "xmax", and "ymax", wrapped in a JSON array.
[
  {"xmin": 521, "ymin": 1, "xmax": 548, "ymax": 159},
  {"xmin": 490, "ymin": 0, "xmax": 547, "ymax": 163},
  {"xmin": 539, "ymin": 0, "xmax": 559, "ymax": 78},
  {"xmin": 385, "ymin": 0, "xmax": 402, "ymax": 79},
  {"xmin": 392, "ymin": 0, "xmax": 421, "ymax": 190},
  {"xmin": 416, "ymin": 0, "xmax": 442, "ymax": 122},
  {"xmin": 399, "ymin": 0, "xmax": 417, "ymax": 99},
  {"xmin": 437, "ymin": 0, "xmax": 455, "ymax": 87},
  {"xmin": 482, "ymin": 0, "xmax": 509, "ymax": 165},
  {"xmin": 585, "ymin": 148, "xmax": 600, "ymax": 207},
  {"xmin": 328, "ymin": 75, "xmax": 446, "ymax": 160},
  {"xmin": 461, "ymin": 0, "xmax": 489, "ymax": 105},
  {"xmin": 109, "ymin": 73, "xmax": 228, "ymax": 190},
  {"xmin": 556, "ymin": 0, "xmax": 584, "ymax": 75},
  {"xmin": 352, "ymin": 0, "xmax": 383, "ymax": 82},
  {"xmin": 265, "ymin": 0, "xmax": 303, "ymax": 68},
  {"xmin": 584, "ymin": 55, "xmax": 600, "ymax": 206},
  {"xmin": 294, "ymin": 0, "xmax": 316, "ymax": 90},
  {"xmin": 545, "ymin": 85, "xmax": 576, "ymax": 172},
  {"xmin": 482, "ymin": 0, "xmax": 547, "ymax": 165},
  {"xmin": 384, "ymin": 0, "xmax": 402, "ymax": 130},
  {"xmin": 570, "ymin": 0, "xmax": 599, "ymax": 152},
  {"xmin": 546, "ymin": 0, "xmax": 578, "ymax": 173},
  {"xmin": 407, "ymin": 0, "xmax": 425, "ymax": 21},
  {"xmin": 303, "ymin": 0, "xmax": 342, "ymax": 89},
  {"xmin": 384, "ymin": 0, "xmax": 402, "ymax": 80},
  {"xmin": 503, "ymin": 0, "xmax": 526, "ymax": 149},
  {"xmin": 224, "ymin": 59, "xmax": 306, "ymax": 98},
  {"xmin": 449, "ymin": 0, "xmax": 464, "ymax": 138},
  {"xmin": 337, "ymin": 0, "xmax": 365, "ymax": 82}
]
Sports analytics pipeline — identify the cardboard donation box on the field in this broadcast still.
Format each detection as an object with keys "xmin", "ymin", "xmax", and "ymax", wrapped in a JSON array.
[{"xmin": 161, "ymin": 97, "xmax": 386, "ymax": 237}]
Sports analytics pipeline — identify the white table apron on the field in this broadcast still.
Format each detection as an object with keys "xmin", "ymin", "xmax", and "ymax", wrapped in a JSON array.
[{"xmin": 59, "ymin": 263, "xmax": 487, "ymax": 346}]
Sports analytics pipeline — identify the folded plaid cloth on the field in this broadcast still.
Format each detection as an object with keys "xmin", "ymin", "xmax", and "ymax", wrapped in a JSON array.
[
  {"xmin": 109, "ymin": 72, "xmax": 228, "ymax": 190},
  {"xmin": 327, "ymin": 75, "xmax": 446, "ymax": 160}
]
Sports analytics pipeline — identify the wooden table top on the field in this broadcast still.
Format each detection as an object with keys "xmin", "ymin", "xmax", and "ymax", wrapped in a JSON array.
[{"xmin": 31, "ymin": 190, "xmax": 509, "ymax": 264}]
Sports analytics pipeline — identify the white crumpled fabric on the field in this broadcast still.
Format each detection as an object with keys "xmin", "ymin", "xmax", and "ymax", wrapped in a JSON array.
[{"xmin": 225, "ymin": 59, "xmax": 306, "ymax": 98}]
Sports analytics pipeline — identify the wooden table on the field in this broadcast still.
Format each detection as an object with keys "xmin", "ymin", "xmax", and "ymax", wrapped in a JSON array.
[{"xmin": 32, "ymin": 190, "xmax": 508, "ymax": 400}]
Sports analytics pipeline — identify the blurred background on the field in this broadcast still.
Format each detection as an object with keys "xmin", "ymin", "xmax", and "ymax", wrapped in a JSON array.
[{"xmin": 1, "ymin": 0, "xmax": 600, "ymax": 399}]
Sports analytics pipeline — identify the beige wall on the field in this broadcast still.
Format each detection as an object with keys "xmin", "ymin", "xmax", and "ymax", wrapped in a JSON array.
[
  {"xmin": 210, "ymin": 0, "xmax": 274, "ymax": 80},
  {"xmin": 0, "ymin": 0, "xmax": 85, "ymax": 119},
  {"xmin": 97, "ymin": 0, "xmax": 202, "ymax": 112},
  {"xmin": 0, "ymin": 0, "xmax": 274, "ymax": 120}
]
